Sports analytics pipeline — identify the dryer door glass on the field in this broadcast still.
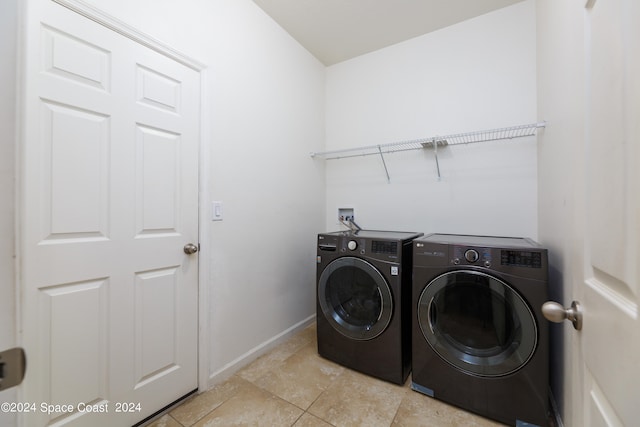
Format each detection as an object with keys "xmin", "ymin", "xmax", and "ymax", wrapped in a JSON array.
[
  {"xmin": 318, "ymin": 257, "xmax": 393, "ymax": 340},
  {"xmin": 417, "ymin": 270, "xmax": 537, "ymax": 377}
]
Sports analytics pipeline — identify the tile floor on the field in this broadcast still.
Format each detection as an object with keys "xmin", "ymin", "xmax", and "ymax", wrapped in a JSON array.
[{"xmin": 147, "ymin": 323, "xmax": 506, "ymax": 427}]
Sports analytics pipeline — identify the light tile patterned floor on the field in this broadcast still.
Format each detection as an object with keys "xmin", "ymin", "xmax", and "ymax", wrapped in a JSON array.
[{"xmin": 146, "ymin": 323, "xmax": 506, "ymax": 427}]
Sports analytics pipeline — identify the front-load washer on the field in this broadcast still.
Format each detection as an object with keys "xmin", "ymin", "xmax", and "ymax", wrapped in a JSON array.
[
  {"xmin": 316, "ymin": 230, "xmax": 423, "ymax": 384},
  {"xmin": 411, "ymin": 234, "xmax": 549, "ymax": 426}
]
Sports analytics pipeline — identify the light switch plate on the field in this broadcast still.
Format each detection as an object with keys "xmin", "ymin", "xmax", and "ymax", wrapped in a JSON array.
[{"xmin": 212, "ymin": 201, "xmax": 223, "ymax": 221}]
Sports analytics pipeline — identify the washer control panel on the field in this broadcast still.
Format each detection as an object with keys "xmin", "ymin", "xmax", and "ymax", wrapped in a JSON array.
[
  {"xmin": 339, "ymin": 237, "xmax": 400, "ymax": 260},
  {"xmin": 317, "ymin": 232, "xmax": 417, "ymax": 263},
  {"xmin": 340, "ymin": 238, "xmax": 366, "ymax": 255}
]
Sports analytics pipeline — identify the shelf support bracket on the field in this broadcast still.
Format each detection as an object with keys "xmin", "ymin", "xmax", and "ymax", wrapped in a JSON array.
[
  {"xmin": 378, "ymin": 145, "xmax": 391, "ymax": 183},
  {"xmin": 433, "ymin": 138, "xmax": 442, "ymax": 180}
]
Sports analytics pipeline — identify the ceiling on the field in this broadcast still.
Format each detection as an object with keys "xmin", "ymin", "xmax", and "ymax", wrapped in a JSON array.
[{"xmin": 252, "ymin": 0, "xmax": 524, "ymax": 65}]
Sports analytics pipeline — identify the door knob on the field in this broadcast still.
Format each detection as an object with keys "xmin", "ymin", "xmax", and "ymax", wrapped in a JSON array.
[
  {"xmin": 542, "ymin": 300, "xmax": 582, "ymax": 330},
  {"xmin": 0, "ymin": 347, "xmax": 26, "ymax": 391},
  {"xmin": 183, "ymin": 243, "xmax": 199, "ymax": 254}
]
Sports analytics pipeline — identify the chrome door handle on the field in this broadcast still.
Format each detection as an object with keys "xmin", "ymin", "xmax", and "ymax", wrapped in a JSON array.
[
  {"xmin": 542, "ymin": 300, "xmax": 583, "ymax": 330},
  {"xmin": 0, "ymin": 347, "xmax": 26, "ymax": 391},
  {"xmin": 183, "ymin": 243, "xmax": 199, "ymax": 255}
]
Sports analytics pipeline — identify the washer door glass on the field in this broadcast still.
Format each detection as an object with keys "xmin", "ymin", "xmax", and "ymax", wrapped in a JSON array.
[
  {"xmin": 318, "ymin": 257, "xmax": 393, "ymax": 340},
  {"xmin": 417, "ymin": 270, "xmax": 537, "ymax": 377}
]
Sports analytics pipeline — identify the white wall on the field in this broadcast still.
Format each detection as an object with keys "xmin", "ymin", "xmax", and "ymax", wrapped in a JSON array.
[
  {"xmin": 536, "ymin": 1, "xmax": 587, "ymax": 426},
  {"xmin": 0, "ymin": 0, "xmax": 18, "ymax": 424},
  {"xmin": 201, "ymin": 1, "xmax": 325, "ymax": 379},
  {"xmin": 31, "ymin": 0, "xmax": 326, "ymax": 385},
  {"xmin": 324, "ymin": 1, "xmax": 538, "ymax": 238}
]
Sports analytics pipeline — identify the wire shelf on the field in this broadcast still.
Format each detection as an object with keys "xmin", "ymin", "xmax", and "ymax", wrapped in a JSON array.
[
  {"xmin": 443, "ymin": 122, "xmax": 546, "ymax": 145},
  {"xmin": 310, "ymin": 121, "xmax": 546, "ymax": 181},
  {"xmin": 310, "ymin": 122, "xmax": 545, "ymax": 159},
  {"xmin": 310, "ymin": 136, "xmax": 448, "ymax": 160}
]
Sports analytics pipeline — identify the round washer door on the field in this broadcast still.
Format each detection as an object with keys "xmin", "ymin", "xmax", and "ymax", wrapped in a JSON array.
[
  {"xmin": 417, "ymin": 270, "xmax": 537, "ymax": 377},
  {"xmin": 318, "ymin": 256, "xmax": 393, "ymax": 340}
]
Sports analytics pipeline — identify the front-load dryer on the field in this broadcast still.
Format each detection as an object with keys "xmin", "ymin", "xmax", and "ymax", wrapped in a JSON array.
[
  {"xmin": 411, "ymin": 234, "xmax": 549, "ymax": 426},
  {"xmin": 316, "ymin": 230, "xmax": 423, "ymax": 385}
]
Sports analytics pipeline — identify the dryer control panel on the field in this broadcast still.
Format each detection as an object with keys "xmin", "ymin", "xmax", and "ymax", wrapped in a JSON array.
[
  {"xmin": 451, "ymin": 246, "xmax": 544, "ymax": 268},
  {"xmin": 452, "ymin": 246, "xmax": 493, "ymax": 268},
  {"xmin": 413, "ymin": 233, "xmax": 548, "ymax": 281},
  {"xmin": 500, "ymin": 250, "xmax": 543, "ymax": 268},
  {"xmin": 450, "ymin": 245, "xmax": 548, "ymax": 280}
]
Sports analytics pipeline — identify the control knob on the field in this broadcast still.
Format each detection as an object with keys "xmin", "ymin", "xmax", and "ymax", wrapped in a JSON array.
[
  {"xmin": 347, "ymin": 240, "xmax": 358, "ymax": 251},
  {"xmin": 464, "ymin": 249, "xmax": 479, "ymax": 263}
]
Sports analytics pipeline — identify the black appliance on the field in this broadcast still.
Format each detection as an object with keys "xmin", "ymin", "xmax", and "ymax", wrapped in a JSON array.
[
  {"xmin": 316, "ymin": 230, "xmax": 423, "ymax": 384},
  {"xmin": 411, "ymin": 233, "xmax": 549, "ymax": 426}
]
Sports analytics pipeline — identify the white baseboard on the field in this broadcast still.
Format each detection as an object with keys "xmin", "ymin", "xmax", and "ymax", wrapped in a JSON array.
[{"xmin": 207, "ymin": 314, "xmax": 315, "ymax": 388}]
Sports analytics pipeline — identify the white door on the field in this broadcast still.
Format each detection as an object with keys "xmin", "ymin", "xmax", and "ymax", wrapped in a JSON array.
[
  {"xmin": 575, "ymin": 0, "xmax": 640, "ymax": 425},
  {"xmin": 19, "ymin": 1, "xmax": 201, "ymax": 425}
]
